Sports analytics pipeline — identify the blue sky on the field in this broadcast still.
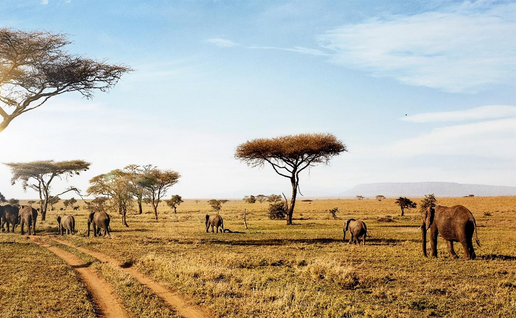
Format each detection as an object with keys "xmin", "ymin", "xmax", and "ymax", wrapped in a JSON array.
[{"xmin": 0, "ymin": 0, "xmax": 515, "ymax": 199}]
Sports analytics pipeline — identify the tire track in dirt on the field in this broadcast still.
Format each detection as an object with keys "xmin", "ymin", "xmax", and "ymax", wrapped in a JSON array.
[
  {"xmin": 29, "ymin": 237, "xmax": 129, "ymax": 318},
  {"xmin": 52, "ymin": 237, "xmax": 212, "ymax": 318}
]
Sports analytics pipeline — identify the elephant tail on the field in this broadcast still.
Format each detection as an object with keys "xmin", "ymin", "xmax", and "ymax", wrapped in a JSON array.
[{"xmin": 474, "ymin": 219, "xmax": 481, "ymax": 247}]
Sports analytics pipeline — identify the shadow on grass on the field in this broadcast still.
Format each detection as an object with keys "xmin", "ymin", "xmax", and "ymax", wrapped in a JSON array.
[
  {"xmin": 200, "ymin": 237, "xmax": 418, "ymax": 246},
  {"xmin": 480, "ymin": 254, "xmax": 516, "ymax": 261},
  {"xmin": 72, "ymin": 261, "xmax": 94, "ymax": 269}
]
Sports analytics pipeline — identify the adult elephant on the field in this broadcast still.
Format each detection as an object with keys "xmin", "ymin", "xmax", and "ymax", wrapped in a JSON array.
[
  {"xmin": 343, "ymin": 219, "xmax": 367, "ymax": 245},
  {"xmin": 205, "ymin": 214, "xmax": 224, "ymax": 233},
  {"xmin": 19, "ymin": 206, "xmax": 38, "ymax": 235},
  {"xmin": 57, "ymin": 215, "xmax": 75, "ymax": 235},
  {"xmin": 87, "ymin": 211, "xmax": 111, "ymax": 238},
  {"xmin": 422, "ymin": 205, "xmax": 480, "ymax": 260},
  {"xmin": 1, "ymin": 205, "xmax": 19, "ymax": 233}
]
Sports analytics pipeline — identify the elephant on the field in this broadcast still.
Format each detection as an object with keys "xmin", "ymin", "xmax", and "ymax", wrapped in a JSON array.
[
  {"xmin": 206, "ymin": 214, "xmax": 224, "ymax": 233},
  {"xmin": 57, "ymin": 215, "xmax": 75, "ymax": 235},
  {"xmin": 343, "ymin": 219, "xmax": 367, "ymax": 245},
  {"xmin": 1, "ymin": 205, "xmax": 19, "ymax": 233},
  {"xmin": 87, "ymin": 211, "xmax": 111, "ymax": 238},
  {"xmin": 19, "ymin": 206, "xmax": 38, "ymax": 235},
  {"xmin": 421, "ymin": 205, "xmax": 481, "ymax": 260}
]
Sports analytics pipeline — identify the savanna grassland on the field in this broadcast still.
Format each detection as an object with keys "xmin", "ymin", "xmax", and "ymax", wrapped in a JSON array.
[{"xmin": 1, "ymin": 196, "xmax": 516, "ymax": 317}]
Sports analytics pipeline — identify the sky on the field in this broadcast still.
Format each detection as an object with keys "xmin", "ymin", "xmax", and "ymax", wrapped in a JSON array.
[{"xmin": 0, "ymin": 0, "xmax": 515, "ymax": 200}]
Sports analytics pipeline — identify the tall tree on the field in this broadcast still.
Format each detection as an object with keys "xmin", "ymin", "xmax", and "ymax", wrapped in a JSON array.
[
  {"xmin": 0, "ymin": 192, "xmax": 6, "ymax": 202},
  {"xmin": 123, "ymin": 164, "xmax": 152, "ymax": 214},
  {"xmin": 5, "ymin": 160, "xmax": 90, "ymax": 220},
  {"xmin": 138, "ymin": 168, "xmax": 180, "ymax": 220},
  {"xmin": 0, "ymin": 28, "xmax": 131, "ymax": 133},
  {"xmin": 87, "ymin": 169, "xmax": 133, "ymax": 227},
  {"xmin": 394, "ymin": 197, "xmax": 417, "ymax": 216},
  {"xmin": 236, "ymin": 133, "xmax": 346, "ymax": 225}
]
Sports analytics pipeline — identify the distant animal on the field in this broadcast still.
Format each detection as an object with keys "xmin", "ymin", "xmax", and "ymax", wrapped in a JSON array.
[
  {"xmin": 73, "ymin": 206, "xmax": 79, "ymax": 211},
  {"xmin": 57, "ymin": 215, "xmax": 75, "ymax": 235},
  {"xmin": 19, "ymin": 206, "xmax": 38, "ymax": 235},
  {"xmin": 87, "ymin": 211, "xmax": 111, "ymax": 238},
  {"xmin": 59, "ymin": 208, "xmax": 64, "ymax": 211},
  {"xmin": 205, "ymin": 214, "xmax": 224, "ymax": 233},
  {"xmin": 343, "ymin": 219, "xmax": 367, "ymax": 245},
  {"xmin": 421, "ymin": 205, "xmax": 480, "ymax": 260},
  {"xmin": 1, "ymin": 205, "xmax": 20, "ymax": 233}
]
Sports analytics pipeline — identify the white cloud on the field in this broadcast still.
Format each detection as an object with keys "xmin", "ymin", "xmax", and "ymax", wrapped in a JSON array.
[
  {"xmin": 317, "ymin": 3, "xmax": 516, "ymax": 93},
  {"xmin": 403, "ymin": 105, "xmax": 516, "ymax": 122},
  {"xmin": 387, "ymin": 117, "xmax": 516, "ymax": 159},
  {"xmin": 41, "ymin": 0, "xmax": 48, "ymax": 4},
  {"xmin": 206, "ymin": 38, "xmax": 240, "ymax": 48}
]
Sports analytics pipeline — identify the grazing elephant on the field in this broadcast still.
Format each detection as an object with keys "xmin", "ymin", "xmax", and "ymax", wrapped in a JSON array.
[
  {"xmin": 422, "ymin": 205, "xmax": 480, "ymax": 260},
  {"xmin": 1, "ymin": 205, "xmax": 19, "ymax": 233},
  {"xmin": 57, "ymin": 215, "xmax": 75, "ymax": 235},
  {"xmin": 343, "ymin": 219, "xmax": 367, "ymax": 245},
  {"xmin": 87, "ymin": 211, "xmax": 111, "ymax": 238},
  {"xmin": 206, "ymin": 214, "xmax": 224, "ymax": 233},
  {"xmin": 19, "ymin": 206, "xmax": 38, "ymax": 235}
]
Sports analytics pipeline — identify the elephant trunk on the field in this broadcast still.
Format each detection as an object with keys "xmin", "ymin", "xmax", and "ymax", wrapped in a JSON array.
[
  {"xmin": 343, "ymin": 229, "xmax": 346, "ymax": 242},
  {"xmin": 421, "ymin": 226, "xmax": 428, "ymax": 257}
]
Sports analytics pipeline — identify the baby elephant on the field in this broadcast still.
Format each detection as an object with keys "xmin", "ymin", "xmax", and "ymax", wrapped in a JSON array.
[
  {"xmin": 19, "ymin": 206, "xmax": 38, "ymax": 235},
  {"xmin": 343, "ymin": 219, "xmax": 367, "ymax": 245},
  {"xmin": 57, "ymin": 215, "xmax": 75, "ymax": 235},
  {"xmin": 206, "ymin": 214, "xmax": 224, "ymax": 233}
]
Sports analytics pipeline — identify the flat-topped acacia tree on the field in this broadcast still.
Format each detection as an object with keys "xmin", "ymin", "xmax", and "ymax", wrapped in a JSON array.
[
  {"xmin": 235, "ymin": 133, "xmax": 346, "ymax": 225},
  {"xmin": 5, "ymin": 160, "xmax": 90, "ymax": 220},
  {"xmin": 0, "ymin": 28, "xmax": 131, "ymax": 133}
]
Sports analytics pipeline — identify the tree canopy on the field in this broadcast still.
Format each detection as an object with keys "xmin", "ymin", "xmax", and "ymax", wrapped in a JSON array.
[
  {"xmin": 235, "ymin": 133, "xmax": 346, "ymax": 224},
  {"xmin": 0, "ymin": 28, "xmax": 131, "ymax": 133},
  {"xmin": 5, "ymin": 160, "xmax": 90, "ymax": 220},
  {"xmin": 138, "ymin": 168, "xmax": 180, "ymax": 220}
]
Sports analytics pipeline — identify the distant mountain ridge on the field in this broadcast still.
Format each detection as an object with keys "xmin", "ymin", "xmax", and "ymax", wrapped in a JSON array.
[{"xmin": 339, "ymin": 182, "xmax": 516, "ymax": 198}]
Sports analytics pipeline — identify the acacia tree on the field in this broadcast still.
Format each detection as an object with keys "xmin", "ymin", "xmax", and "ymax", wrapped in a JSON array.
[
  {"xmin": 138, "ymin": 168, "xmax": 180, "ymax": 220},
  {"xmin": 236, "ymin": 133, "xmax": 346, "ymax": 225},
  {"xmin": 395, "ymin": 197, "xmax": 417, "ymax": 216},
  {"xmin": 5, "ymin": 160, "xmax": 90, "ymax": 220},
  {"xmin": 419, "ymin": 194, "xmax": 437, "ymax": 213},
  {"xmin": 47, "ymin": 196, "xmax": 60, "ymax": 210},
  {"xmin": 0, "ymin": 28, "xmax": 131, "ymax": 133},
  {"xmin": 123, "ymin": 164, "xmax": 152, "ymax": 214},
  {"xmin": 87, "ymin": 169, "xmax": 133, "ymax": 227},
  {"xmin": 166, "ymin": 195, "xmax": 183, "ymax": 214}
]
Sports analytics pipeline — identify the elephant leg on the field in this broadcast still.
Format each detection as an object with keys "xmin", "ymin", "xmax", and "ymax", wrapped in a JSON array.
[
  {"xmin": 461, "ymin": 240, "xmax": 473, "ymax": 260},
  {"xmin": 430, "ymin": 230, "xmax": 439, "ymax": 258},
  {"xmin": 447, "ymin": 241, "xmax": 458, "ymax": 259},
  {"xmin": 467, "ymin": 239, "xmax": 476, "ymax": 260},
  {"xmin": 362, "ymin": 235, "xmax": 366, "ymax": 245}
]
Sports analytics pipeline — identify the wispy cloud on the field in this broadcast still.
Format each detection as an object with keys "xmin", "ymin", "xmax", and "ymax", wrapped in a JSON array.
[
  {"xmin": 387, "ymin": 117, "xmax": 516, "ymax": 159},
  {"xmin": 206, "ymin": 38, "xmax": 240, "ymax": 48},
  {"xmin": 403, "ymin": 105, "xmax": 516, "ymax": 123},
  {"xmin": 317, "ymin": 2, "xmax": 516, "ymax": 93},
  {"xmin": 248, "ymin": 46, "xmax": 329, "ymax": 57},
  {"xmin": 41, "ymin": 0, "xmax": 49, "ymax": 4}
]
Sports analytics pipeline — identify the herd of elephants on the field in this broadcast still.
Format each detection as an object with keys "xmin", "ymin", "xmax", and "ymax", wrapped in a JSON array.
[{"xmin": 1, "ymin": 203, "xmax": 481, "ymax": 260}]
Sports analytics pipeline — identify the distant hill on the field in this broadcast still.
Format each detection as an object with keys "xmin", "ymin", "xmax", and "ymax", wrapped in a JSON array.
[{"xmin": 338, "ymin": 182, "xmax": 516, "ymax": 198}]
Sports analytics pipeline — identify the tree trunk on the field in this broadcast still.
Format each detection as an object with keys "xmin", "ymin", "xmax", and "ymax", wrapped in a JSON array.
[
  {"xmin": 174, "ymin": 207, "xmax": 177, "ymax": 214},
  {"xmin": 138, "ymin": 201, "xmax": 143, "ymax": 214},
  {"xmin": 286, "ymin": 178, "xmax": 297, "ymax": 225},
  {"xmin": 153, "ymin": 204, "xmax": 158, "ymax": 220},
  {"xmin": 401, "ymin": 207, "xmax": 405, "ymax": 216},
  {"xmin": 122, "ymin": 206, "xmax": 129, "ymax": 227}
]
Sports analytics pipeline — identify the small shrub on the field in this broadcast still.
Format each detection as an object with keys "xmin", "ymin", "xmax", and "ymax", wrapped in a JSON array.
[
  {"xmin": 329, "ymin": 207, "xmax": 339, "ymax": 219},
  {"xmin": 268, "ymin": 202, "xmax": 286, "ymax": 220}
]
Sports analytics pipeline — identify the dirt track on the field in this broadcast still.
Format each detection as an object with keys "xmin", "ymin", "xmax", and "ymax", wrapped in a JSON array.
[
  {"xmin": 32, "ymin": 236, "xmax": 211, "ymax": 318},
  {"xmin": 30, "ymin": 237, "xmax": 129, "ymax": 318}
]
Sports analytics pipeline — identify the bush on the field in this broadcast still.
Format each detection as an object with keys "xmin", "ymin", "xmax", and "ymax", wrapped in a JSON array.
[{"xmin": 268, "ymin": 202, "xmax": 286, "ymax": 220}]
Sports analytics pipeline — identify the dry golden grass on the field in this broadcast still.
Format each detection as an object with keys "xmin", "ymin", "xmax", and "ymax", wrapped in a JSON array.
[{"xmin": 2, "ymin": 196, "xmax": 516, "ymax": 317}]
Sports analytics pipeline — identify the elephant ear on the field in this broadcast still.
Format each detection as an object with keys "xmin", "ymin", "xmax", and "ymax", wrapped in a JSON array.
[{"xmin": 424, "ymin": 207, "xmax": 435, "ymax": 230}]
